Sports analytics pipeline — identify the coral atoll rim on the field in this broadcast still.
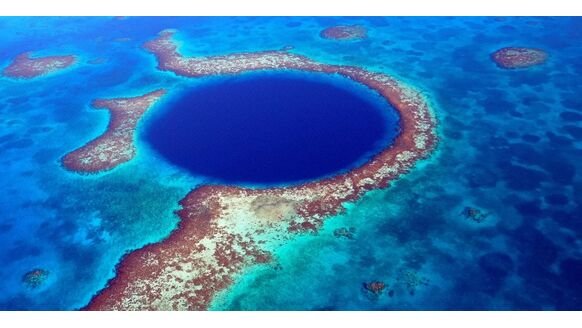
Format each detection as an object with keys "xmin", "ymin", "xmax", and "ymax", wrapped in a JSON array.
[
  {"xmin": 82, "ymin": 30, "xmax": 438, "ymax": 311},
  {"xmin": 62, "ymin": 90, "xmax": 166, "ymax": 174}
]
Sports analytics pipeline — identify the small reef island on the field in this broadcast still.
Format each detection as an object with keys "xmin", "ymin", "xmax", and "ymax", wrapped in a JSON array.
[{"xmin": 63, "ymin": 29, "xmax": 437, "ymax": 310}]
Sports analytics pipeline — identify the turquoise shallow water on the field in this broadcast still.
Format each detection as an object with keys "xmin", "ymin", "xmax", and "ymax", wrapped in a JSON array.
[{"xmin": 0, "ymin": 17, "xmax": 581, "ymax": 310}]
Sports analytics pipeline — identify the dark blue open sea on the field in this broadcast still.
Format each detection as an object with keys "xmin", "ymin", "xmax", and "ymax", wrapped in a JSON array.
[
  {"xmin": 0, "ymin": 17, "xmax": 581, "ymax": 310},
  {"xmin": 143, "ymin": 71, "xmax": 398, "ymax": 185}
]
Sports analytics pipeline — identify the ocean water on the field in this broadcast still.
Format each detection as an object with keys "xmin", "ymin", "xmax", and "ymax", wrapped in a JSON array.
[
  {"xmin": 0, "ymin": 16, "xmax": 581, "ymax": 310},
  {"xmin": 143, "ymin": 71, "xmax": 398, "ymax": 185}
]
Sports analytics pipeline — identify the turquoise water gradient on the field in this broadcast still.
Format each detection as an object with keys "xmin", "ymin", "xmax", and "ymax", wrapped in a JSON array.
[{"xmin": 0, "ymin": 17, "xmax": 581, "ymax": 310}]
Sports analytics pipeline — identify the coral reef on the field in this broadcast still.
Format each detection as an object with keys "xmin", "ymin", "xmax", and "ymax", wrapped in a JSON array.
[
  {"xmin": 62, "ymin": 90, "xmax": 166, "ymax": 174},
  {"xmin": 461, "ymin": 206, "xmax": 488, "ymax": 223},
  {"xmin": 320, "ymin": 25, "xmax": 367, "ymax": 41},
  {"xmin": 88, "ymin": 57, "xmax": 108, "ymax": 65},
  {"xmin": 363, "ymin": 281, "xmax": 386, "ymax": 297},
  {"xmin": 22, "ymin": 269, "xmax": 49, "ymax": 289},
  {"xmin": 84, "ymin": 30, "xmax": 437, "ymax": 310},
  {"xmin": 491, "ymin": 47, "xmax": 548, "ymax": 69},
  {"xmin": 333, "ymin": 227, "xmax": 356, "ymax": 239},
  {"xmin": 2, "ymin": 52, "xmax": 76, "ymax": 79},
  {"xmin": 397, "ymin": 270, "xmax": 429, "ymax": 296}
]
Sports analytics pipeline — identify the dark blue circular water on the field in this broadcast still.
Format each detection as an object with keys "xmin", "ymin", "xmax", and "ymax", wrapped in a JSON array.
[{"xmin": 143, "ymin": 72, "xmax": 400, "ymax": 185}]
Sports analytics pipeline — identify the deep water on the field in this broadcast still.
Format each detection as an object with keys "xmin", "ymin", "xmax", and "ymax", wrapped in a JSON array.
[
  {"xmin": 143, "ymin": 72, "xmax": 398, "ymax": 185},
  {"xmin": 0, "ymin": 16, "xmax": 582, "ymax": 310}
]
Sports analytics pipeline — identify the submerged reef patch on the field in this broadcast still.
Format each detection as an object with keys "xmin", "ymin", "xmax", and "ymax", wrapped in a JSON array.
[
  {"xmin": 333, "ymin": 227, "xmax": 356, "ymax": 240},
  {"xmin": 22, "ymin": 269, "xmax": 50, "ymax": 289},
  {"xmin": 461, "ymin": 206, "xmax": 489, "ymax": 223},
  {"xmin": 396, "ymin": 270, "xmax": 429, "ymax": 296},
  {"xmin": 491, "ymin": 47, "xmax": 548, "ymax": 69},
  {"xmin": 319, "ymin": 25, "xmax": 368, "ymax": 41},
  {"xmin": 362, "ymin": 281, "xmax": 386, "ymax": 298},
  {"xmin": 2, "ymin": 52, "xmax": 76, "ymax": 79},
  {"xmin": 82, "ymin": 30, "xmax": 437, "ymax": 310}
]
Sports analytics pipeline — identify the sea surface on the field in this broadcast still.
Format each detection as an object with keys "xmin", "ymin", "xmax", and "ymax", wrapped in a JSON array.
[
  {"xmin": 0, "ymin": 16, "xmax": 581, "ymax": 310},
  {"xmin": 143, "ymin": 71, "xmax": 399, "ymax": 186}
]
